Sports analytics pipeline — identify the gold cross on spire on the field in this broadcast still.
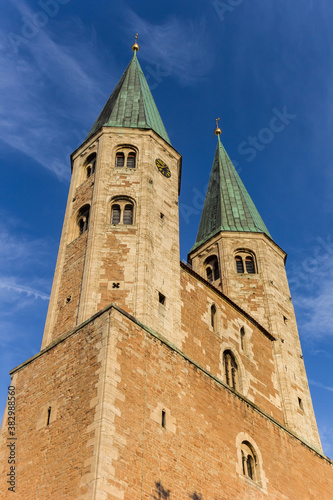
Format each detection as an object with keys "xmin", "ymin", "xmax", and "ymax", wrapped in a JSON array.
[
  {"xmin": 215, "ymin": 117, "xmax": 221, "ymax": 136},
  {"xmin": 132, "ymin": 33, "xmax": 139, "ymax": 52}
]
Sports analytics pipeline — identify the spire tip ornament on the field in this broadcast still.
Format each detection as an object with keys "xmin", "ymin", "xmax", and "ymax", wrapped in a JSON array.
[
  {"xmin": 214, "ymin": 117, "xmax": 221, "ymax": 136},
  {"xmin": 132, "ymin": 33, "xmax": 139, "ymax": 52}
]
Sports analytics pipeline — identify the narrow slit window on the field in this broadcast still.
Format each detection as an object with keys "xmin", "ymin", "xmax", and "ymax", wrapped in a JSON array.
[
  {"xmin": 123, "ymin": 204, "xmax": 133, "ymax": 225},
  {"xmin": 161, "ymin": 410, "xmax": 166, "ymax": 428},
  {"xmin": 47, "ymin": 406, "xmax": 52, "ymax": 426},
  {"xmin": 116, "ymin": 152, "xmax": 125, "ymax": 168},
  {"xmin": 235, "ymin": 256, "xmax": 244, "ymax": 273},
  {"xmin": 127, "ymin": 152, "xmax": 136, "ymax": 168},
  {"xmin": 211, "ymin": 304, "xmax": 216, "ymax": 330},
  {"xmin": 158, "ymin": 292, "xmax": 166, "ymax": 305},
  {"xmin": 240, "ymin": 327, "xmax": 245, "ymax": 350},
  {"xmin": 206, "ymin": 267, "xmax": 213, "ymax": 282},
  {"xmin": 111, "ymin": 204, "xmax": 121, "ymax": 225}
]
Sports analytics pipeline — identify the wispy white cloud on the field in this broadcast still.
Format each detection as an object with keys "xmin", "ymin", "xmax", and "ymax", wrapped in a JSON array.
[
  {"xmin": 125, "ymin": 9, "xmax": 214, "ymax": 86},
  {"xmin": 309, "ymin": 379, "xmax": 333, "ymax": 393},
  {"xmin": 0, "ymin": 278, "xmax": 49, "ymax": 301},
  {"xmin": 1, "ymin": 0, "xmax": 115, "ymax": 181}
]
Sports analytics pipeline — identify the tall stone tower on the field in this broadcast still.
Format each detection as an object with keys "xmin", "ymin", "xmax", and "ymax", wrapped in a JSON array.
[
  {"xmin": 188, "ymin": 131, "xmax": 321, "ymax": 447},
  {"xmin": 42, "ymin": 42, "xmax": 182, "ymax": 349},
  {"xmin": 1, "ymin": 41, "xmax": 332, "ymax": 500}
]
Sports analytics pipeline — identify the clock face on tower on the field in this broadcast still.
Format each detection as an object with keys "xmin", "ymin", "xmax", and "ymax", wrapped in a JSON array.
[{"xmin": 155, "ymin": 158, "xmax": 171, "ymax": 178}]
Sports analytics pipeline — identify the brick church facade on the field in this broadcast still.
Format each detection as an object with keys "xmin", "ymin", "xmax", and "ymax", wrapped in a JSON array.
[{"xmin": 1, "ymin": 41, "xmax": 332, "ymax": 499}]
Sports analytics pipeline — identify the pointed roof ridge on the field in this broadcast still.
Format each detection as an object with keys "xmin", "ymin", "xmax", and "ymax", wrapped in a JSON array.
[
  {"xmin": 85, "ymin": 52, "xmax": 171, "ymax": 144},
  {"xmin": 190, "ymin": 136, "xmax": 271, "ymax": 253}
]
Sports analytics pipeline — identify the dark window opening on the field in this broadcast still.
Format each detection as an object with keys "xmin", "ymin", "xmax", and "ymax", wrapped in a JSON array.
[
  {"xmin": 159, "ymin": 292, "xmax": 166, "ymax": 305},
  {"xmin": 240, "ymin": 327, "xmax": 245, "ymax": 350},
  {"xmin": 77, "ymin": 206, "xmax": 90, "ymax": 235},
  {"xmin": 85, "ymin": 153, "xmax": 96, "ymax": 179},
  {"xmin": 160, "ymin": 212, "xmax": 164, "ymax": 220},
  {"xmin": 123, "ymin": 204, "xmax": 133, "ymax": 225},
  {"xmin": 247, "ymin": 455, "xmax": 254, "ymax": 480},
  {"xmin": 298, "ymin": 397, "xmax": 304, "ymax": 411},
  {"xmin": 116, "ymin": 152, "xmax": 125, "ymax": 167},
  {"xmin": 241, "ymin": 441, "xmax": 259, "ymax": 484},
  {"xmin": 235, "ymin": 256, "xmax": 244, "ymax": 273},
  {"xmin": 224, "ymin": 350, "xmax": 238, "ymax": 390},
  {"xmin": 211, "ymin": 304, "xmax": 216, "ymax": 330},
  {"xmin": 127, "ymin": 152, "xmax": 136, "ymax": 168},
  {"xmin": 161, "ymin": 410, "xmax": 166, "ymax": 428},
  {"xmin": 245, "ymin": 256, "xmax": 255, "ymax": 274},
  {"xmin": 111, "ymin": 204, "xmax": 121, "ymax": 225},
  {"xmin": 47, "ymin": 406, "xmax": 52, "ymax": 426},
  {"xmin": 112, "ymin": 283, "xmax": 120, "ymax": 289},
  {"xmin": 204, "ymin": 255, "xmax": 219, "ymax": 283},
  {"xmin": 213, "ymin": 260, "xmax": 220, "ymax": 281},
  {"xmin": 66, "ymin": 295, "xmax": 72, "ymax": 304}
]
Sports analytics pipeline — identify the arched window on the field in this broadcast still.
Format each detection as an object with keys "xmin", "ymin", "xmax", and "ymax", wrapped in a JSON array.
[
  {"xmin": 111, "ymin": 204, "xmax": 121, "ymax": 225},
  {"xmin": 116, "ymin": 152, "xmax": 125, "ymax": 168},
  {"xmin": 235, "ymin": 251, "xmax": 257, "ymax": 274},
  {"xmin": 241, "ymin": 441, "xmax": 259, "ymax": 483},
  {"xmin": 84, "ymin": 152, "xmax": 96, "ymax": 179},
  {"xmin": 123, "ymin": 204, "xmax": 133, "ymax": 225},
  {"xmin": 245, "ymin": 256, "xmax": 255, "ymax": 274},
  {"xmin": 77, "ymin": 205, "xmax": 90, "ymax": 235},
  {"xmin": 204, "ymin": 255, "xmax": 220, "ymax": 283},
  {"xmin": 127, "ymin": 152, "xmax": 136, "ymax": 168},
  {"xmin": 235, "ymin": 256, "xmax": 244, "ymax": 274},
  {"xmin": 240, "ymin": 327, "xmax": 245, "ymax": 350},
  {"xmin": 110, "ymin": 198, "xmax": 135, "ymax": 225},
  {"xmin": 223, "ymin": 350, "xmax": 238, "ymax": 390},
  {"xmin": 211, "ymin": 304, "xmax": 216, "ymax": 330},
  {"xmin": 115, "ymin": 146, "xmax": 137, "ymax": 169}
]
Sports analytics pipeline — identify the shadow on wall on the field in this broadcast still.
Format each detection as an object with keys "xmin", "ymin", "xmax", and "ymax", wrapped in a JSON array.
[{"xmin": 153, "ymin": 481, "xmax": 220, "ymax": 500}]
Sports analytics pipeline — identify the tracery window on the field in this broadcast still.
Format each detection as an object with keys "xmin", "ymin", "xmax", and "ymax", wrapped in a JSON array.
[
  {"xmin": 235, "ymin": 251, "xmax": 257, "ymax": 274},
  {"xmin": 241, "ymin": 441, "xmax": 259, "ymax": 483},
  {"xmin": 111, "ymin": 198, "xmax": 135, "ymax": 225},
  {"xmin": 115, "ymin": 146, "xmax": 137, "ymax": 169},
  {"xmin": 84, "ymin": 152, "xmax": 96, "ymax": 179},
  {"xmin": 223, "ymin": 350, "xmax": 239, "ymax": 390},
  {"xmin": 204, "ymin": 255, "xmax": 220, "ymax": 283},
  {"xmin": 77, "ymin": 205, "xmax": 90, "ymax": 236}
]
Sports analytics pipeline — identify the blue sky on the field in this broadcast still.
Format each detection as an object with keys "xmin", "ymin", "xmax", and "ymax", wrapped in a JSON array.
[{"xmin": 1, "ymin": 0, "xmax": 333, "ymax": 456}]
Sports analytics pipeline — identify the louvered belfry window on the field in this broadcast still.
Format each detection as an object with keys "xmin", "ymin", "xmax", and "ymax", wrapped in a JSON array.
[
  {"xmin": 235, "ymin": 256, "xmax": 244, "ymax": 273},
  {"xmin": 111, "ymin": 204, "xmax": 121, "ymax": 225},
  {"xmin": 123, "ymin": 204, "xmax": 133, "ymax": 225},
  {"xmin": 116, "ymin": 153, "xmax": 125, "ymax": 167},
  {"xmin": 127, "ymin": 152, "xmax": 136, "ymax": 168},
  {"xmin": 245, "ymin": 256, "xmax": 255, "ymax": 274}
]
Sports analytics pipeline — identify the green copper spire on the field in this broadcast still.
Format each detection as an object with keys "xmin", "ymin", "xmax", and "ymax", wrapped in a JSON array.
[
  {"xmin": 191, "ymin": 135, "xmax": 271, "ymax": 252},
  {"xmin": 85, "ymin": 51, "xmax": 171, "ymax": 144}
]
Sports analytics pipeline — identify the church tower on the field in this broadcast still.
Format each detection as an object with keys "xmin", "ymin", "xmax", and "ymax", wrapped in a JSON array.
[
  {"xmin": 188, "ymin": 126, "xmax": 321, "ymax": 449},
  {"xmin": 1, "ymin": 39, "xmax": 333, "ymax": 500},
  {"xmin": 42, "ymin": 39, "xmax": 182, "ymax": 349}
]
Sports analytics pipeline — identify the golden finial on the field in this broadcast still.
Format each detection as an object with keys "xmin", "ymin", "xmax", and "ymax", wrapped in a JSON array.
[
  {"xmin": 215, "ymin": 117, "xmax": 221, "ymax": 136},
  {"xmin": 132, "ymin": 33, "xmax": 139, "ymax": 52}
]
